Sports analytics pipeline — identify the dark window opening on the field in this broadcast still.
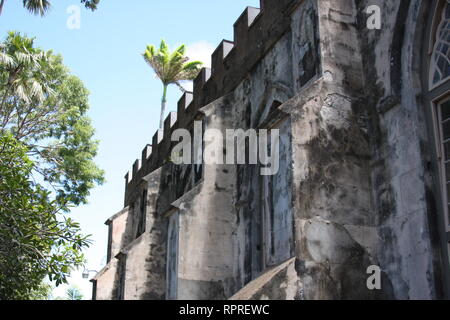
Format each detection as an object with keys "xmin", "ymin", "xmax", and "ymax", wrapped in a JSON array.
[
  {"xmin": 106, "ymin": 223, "xmax": 113, "ymax": 263},
  {"xmin": 166, "ymin": 213, "xmax": 179, "ymax": 300},
  {"xmin": 116, "ymin": 257, "xmax": 126, "ymax": 300},
  {"xmin": 269, "ymin": 100, "xmax": 282, "ymax": 113},
  {"xmin": 136, "ymin": 189, "xmax": 147, "ymax": 238}
]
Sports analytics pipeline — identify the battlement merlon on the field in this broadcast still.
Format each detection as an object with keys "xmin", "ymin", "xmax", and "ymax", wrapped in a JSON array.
[
  {"xmin": 177, "ymin": 91, "xmax": 193, "ymax": 128},
  {"xmin": 193, "ymin": 67, "xmax": 212, "ymax": 113},
  {"xmin": 211, "ymin": 40, "xmax": 234, "ymax": 76},
  {"xmin": 141, "ymin": 144, "xmax": 152, "ymax": 164}
]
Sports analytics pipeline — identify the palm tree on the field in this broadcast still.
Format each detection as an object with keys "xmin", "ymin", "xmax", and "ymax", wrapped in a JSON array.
[
  {"xmin": 22, "ymin": 0, "xmax": 51, "ymax": 16},
  {"xmin": 143, "ymin": 40, "xmax": 202, "ymax": 129},
  {"xmin": 65, "ymin": 286, "xmax": 83, "ymax": 300},
  {"xmin": 0, "ymin": 0, "xmax": 51, "ymax": 16},
  {"xmin": 0, "ymin": 32, "xmax": 51, "ymax": 112},
  {"xmin": 0, "ymin": 0, "xmax": 98, "ymax": 16}
]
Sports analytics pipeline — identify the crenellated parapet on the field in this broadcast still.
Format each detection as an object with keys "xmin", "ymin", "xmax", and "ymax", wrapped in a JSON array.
[{"xmin": 124, "ymin": 0, "xmax": 300, "ymax": 203}]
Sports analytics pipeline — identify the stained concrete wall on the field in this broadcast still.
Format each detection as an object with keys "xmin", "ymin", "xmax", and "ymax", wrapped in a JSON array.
[
  {"xmin": 105, "ymin": 207, "xmax": 129, "ymax": 262},
  {"xmin": 356, "ymin": 0, "xmax": 448, "ymax": 299},
  {"xmin": 92, "ymin": 259, "xmax": 118, "ymax": 300},
  {"xmin": 119, "ymin": 168, "xmax": 168, "ymax": 300},
  {"xmin": 285, "ymin": 0, "xmax": 378, "ymax": 300},
  {"xmin": 93, "ymin": 0, "xmax": 449, "ymax": 300},
  {"xmin": 262, "ymin": 119, "xmax": 294, "ymax": 267},
  {"xmin": 172, "ymin": 95, "xmax": 239, "ymax": 300},
  {"xmin": 230, "ymin": 11, "xmax": 300, "ymax": 286},
  {"xmin": 122, "ymin": 236, "xmax": 148, "ymax": 300}
]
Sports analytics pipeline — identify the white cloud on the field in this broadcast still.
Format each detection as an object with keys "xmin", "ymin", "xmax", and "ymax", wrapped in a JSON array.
[
  {"xmin": 180, "ymin": 41, "xmax": 215, "ymax": 92},
  {"xmin": 185, "ymin": 40, "xmax": 215, "ymax": 68}
]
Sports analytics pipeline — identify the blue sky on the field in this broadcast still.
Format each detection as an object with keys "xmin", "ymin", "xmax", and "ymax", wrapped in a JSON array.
[{"xmin": 0, "ymin": 0, "xmax": 260, "ymax": 298}]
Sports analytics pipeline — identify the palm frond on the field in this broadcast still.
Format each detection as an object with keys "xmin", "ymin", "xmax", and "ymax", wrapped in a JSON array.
[
  {"xmin": 174, "ymin": 44, "xmax": 186, "ymax": 56},
  {"xmin": 15, "ymin": 52, "xmax": 32, "ymax": 65},
  {"xmin": 159, "ymin": 40, "xmax": 169, "ymax": 56},
  {"xmin": 15, "ymin": 84, "xmax": 30, "ymax": 103},
  {"xmin": 0, "ymin": 52, "xmax": 16, "ymax": 68},
  {"xmin": 30, "ymin": 80, "xmax": 44, "ymax": 102},
  {"xmin": 22, "ymin": 0, "xmax": 51, "ymax": 16},
  {"xmin": 183, "ymin": 61, "xmax": 203, "ymax": 71},
  {"xmin": 146, "ymin": 45, "xmax": 156, "ymax": 58},
  {"xmin": 175, "ymin": 61, "xmax": 203, "ymax": 81}
]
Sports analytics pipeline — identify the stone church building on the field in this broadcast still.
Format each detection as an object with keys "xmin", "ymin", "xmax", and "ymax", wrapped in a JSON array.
[{"xmin": 91, "ymin": 0, "xmax": 450, "ymax": 299}]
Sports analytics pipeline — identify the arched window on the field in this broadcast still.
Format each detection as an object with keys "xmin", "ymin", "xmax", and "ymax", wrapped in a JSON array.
[
  {"xmin": 430, "ymin": 0, "xmax": 450, "ymax": 89},
  {"xmin": 425, "ymin": 0, "xmax": 450, "ymax": 293},
  {"xmin": 428, "ymin": 0, "xmax": 450, "ymax": 225}
]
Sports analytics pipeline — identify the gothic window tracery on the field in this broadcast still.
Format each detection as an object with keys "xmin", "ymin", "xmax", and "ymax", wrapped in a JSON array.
[
  {"xmin": 430, "ymin": 0, "xmax": 450, "ymax": 88},
  {"xmin": 426, "ymin": 0, "xmax": 450, "ymax": 288},
  {"xmin": 429, "ymin": 1, "xmax": 450, "ymax": 234}
]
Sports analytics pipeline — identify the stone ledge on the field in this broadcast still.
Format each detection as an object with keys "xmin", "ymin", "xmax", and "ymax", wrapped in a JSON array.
[{"xmin": 230, "ymin": 258, "xmax": 299, "ymax": 300}]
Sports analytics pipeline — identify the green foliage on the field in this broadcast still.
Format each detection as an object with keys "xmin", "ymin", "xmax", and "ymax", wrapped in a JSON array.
[
  {"xmin": 80, "ymin": 0, "xmax": 100, "ymax": 11},
  {"xmin": 29, "ymin": 282, "xmax": 53, "ymax": 300},
  {"xmin": 0, "ymin": 32, "xmax": 101, "ymax": 299},
  {"xmin": 0, "ymin": 133, "xmax": 91, "ymax": 299},
  {"xmin": 0, "ymin": 31, "xmax": 105, "ymax": 206}
]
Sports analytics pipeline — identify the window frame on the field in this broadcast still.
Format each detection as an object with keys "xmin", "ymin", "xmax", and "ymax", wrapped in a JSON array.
[
  {"xmin": 434, "ymin": 97, "xmax": 450, "ymax": 233},
  {"xmin": 423, "ymin": 0, "xmax": 450, "ymax": 297}
]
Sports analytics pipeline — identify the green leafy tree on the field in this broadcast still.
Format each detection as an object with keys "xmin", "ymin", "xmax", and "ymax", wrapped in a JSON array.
[
  {"xmin": 0, "ymin": 0, "xmax": 100, "ymax": 16},
  {"xmin": 0, "ymin": 31, "xmax": 104, "ymax": 206},
  {"xmin": 0, "ymin": 32, "xmax": 102, "ymax": 299},
  {"xmin": 143, "ymin": 40, "xmax": 202, "ymax": 129},
  {"xmin": 29, "ymin": 282, "xmax": 54, "ymax": 300},
  {"xmin": 0, "ymin": 133, "xmax": 90, "ymax": 299}
]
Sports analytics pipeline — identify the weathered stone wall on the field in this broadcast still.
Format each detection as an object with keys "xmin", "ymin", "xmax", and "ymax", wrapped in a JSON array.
[
  {"xmin": 120, "ymin": 168, "xmax": 168, "ymax": 300},
  {"xmin": 105, "ymin": 207, "xmax": 129, "ymax": 262},
  {"xmin": 172, "ymin": 95, "xmax": 239, "ymax": 300},
  {"xmin": 92, "ymin": 259, "xmax": 118, "ymax": 300},
  {"xmin": 233, "ymin": 52, "xmax": 293, "ymax": 287},
  {"xmin": 93, "ymin": 0, "xmax": 450, "ymax": 300},
  {"xmin": 356, "ymin": 0, "xmax": 446, "ymax": 299},
  {"xmin": 230, "ymin": 258, "xmax": 300, "ymax": 300}
]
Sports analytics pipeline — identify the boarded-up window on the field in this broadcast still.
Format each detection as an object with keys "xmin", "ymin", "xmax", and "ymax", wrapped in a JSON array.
[
  {"xmin": 192, "ymin": 119, "xmax": 204, "ymax": 184},
  {"xmin": 166, "ymin": 212, "xmax": 179, "ymax": 300},
  {"xmin": 261, "ymin": 119, "xmax": 293, "ymax": 267},
  {"xmin": 116, "ymin": 257, "xmax": 126, "ymax": 300}
]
